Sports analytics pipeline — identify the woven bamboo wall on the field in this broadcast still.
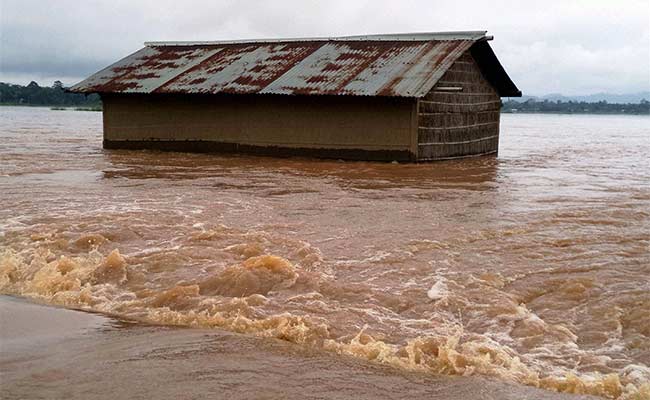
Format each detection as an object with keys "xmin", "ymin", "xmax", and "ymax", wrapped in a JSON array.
[{"xmin": 417, "ymin": 51, "xmax": 501, "ymax": 160}]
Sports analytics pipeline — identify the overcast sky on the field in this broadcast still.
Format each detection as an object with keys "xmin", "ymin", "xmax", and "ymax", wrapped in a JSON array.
[{"xmin": 1, "ymin": 0, "xmax": 648, "ymax": 95}]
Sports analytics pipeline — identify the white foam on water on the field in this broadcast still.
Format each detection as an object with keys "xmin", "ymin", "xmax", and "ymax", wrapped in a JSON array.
[{"xmin": 427, "ymin": 279, "xmax": 449, "ymax": 301}]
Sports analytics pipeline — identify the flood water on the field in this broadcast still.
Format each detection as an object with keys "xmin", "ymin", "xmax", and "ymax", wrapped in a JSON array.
[{"xmin": 1, "ymin": 107, "xmax": 649, "ymax": 399}]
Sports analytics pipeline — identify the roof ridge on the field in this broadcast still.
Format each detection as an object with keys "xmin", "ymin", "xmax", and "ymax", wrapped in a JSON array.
[{"xmin": 144, "ymin": 31, "xmax": 487, "ymax": 47}]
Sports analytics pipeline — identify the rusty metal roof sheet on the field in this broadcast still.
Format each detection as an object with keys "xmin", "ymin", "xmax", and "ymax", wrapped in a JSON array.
[{"xmin": 71, "ymin": 31, "xmax": 519, "ymax": 98}]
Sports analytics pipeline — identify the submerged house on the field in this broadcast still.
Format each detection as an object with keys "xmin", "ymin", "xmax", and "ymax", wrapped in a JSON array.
[{"xmin": 71, "ymin": 31, "xmax": 521, "ymax": 161}]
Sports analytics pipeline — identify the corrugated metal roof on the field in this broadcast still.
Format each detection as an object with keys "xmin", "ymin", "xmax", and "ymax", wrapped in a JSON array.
[{"xmin": 71, "ymin": 31, "xmax": 499, "ymax": 98}]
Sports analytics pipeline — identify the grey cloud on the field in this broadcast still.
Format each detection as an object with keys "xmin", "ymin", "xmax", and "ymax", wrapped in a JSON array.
[{"xmin": 1, "ymin": 0, "xmax": 648, "ymax": 95}]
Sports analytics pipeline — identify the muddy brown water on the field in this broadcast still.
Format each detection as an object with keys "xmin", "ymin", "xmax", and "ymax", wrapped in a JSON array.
[
  {"xmin": 1, "ymin": 107, "xmax": 649, "ymax": 399},
  {"xmin": 0, "ymin": 295, "xmax": 598, "ymax": 400}
]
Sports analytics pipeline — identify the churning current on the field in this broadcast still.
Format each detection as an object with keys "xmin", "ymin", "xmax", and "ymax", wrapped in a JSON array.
[{"xmin": 1, "ymin": 107, "xmax": 649, "ymax": 399}]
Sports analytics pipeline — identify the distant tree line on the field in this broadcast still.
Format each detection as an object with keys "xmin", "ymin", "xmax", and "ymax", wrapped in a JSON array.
[
  {"xmin": 2, "ymin": 81, "xmax": 649, "ymax": 115},
  {"xmin": 0, "ymin": 81, "xmax": 101, "ymax": 108},
  {"xmin": 502, "ymin": 99, "xmax": 650, "ymax": 115}
]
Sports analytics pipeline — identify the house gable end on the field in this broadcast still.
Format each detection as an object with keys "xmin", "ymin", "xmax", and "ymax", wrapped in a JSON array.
[{"xmin": 416, "ymin": 50, "xmax": 502, "ymax": 160}]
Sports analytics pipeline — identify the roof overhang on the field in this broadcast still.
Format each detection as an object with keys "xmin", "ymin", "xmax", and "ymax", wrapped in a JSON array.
[{"xmin": 470, "ymin": 40, "xmax": 522, "ymax": 97}]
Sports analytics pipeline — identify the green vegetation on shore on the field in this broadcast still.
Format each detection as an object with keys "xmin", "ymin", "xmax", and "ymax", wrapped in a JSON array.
[
  {"xmin": 502, "ymin": 99, "xmax": 649, "ymax": 115},
  {"xmin": 0, "ymin": 81, "xmax": 101, "ymax": 109}
]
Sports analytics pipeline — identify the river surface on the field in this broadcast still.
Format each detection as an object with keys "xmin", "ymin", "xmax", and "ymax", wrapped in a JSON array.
[{"xmin": 1, "ymin": 107, "xmax": 649, "ymax": 399}]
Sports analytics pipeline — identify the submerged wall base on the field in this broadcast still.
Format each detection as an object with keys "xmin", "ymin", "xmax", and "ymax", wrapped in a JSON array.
[{"xmin": 103, "ymin": 140, "xmax": 416, "ymax": 162}]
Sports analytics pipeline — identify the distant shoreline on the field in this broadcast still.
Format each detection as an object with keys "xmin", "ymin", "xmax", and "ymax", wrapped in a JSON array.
[
  {"xmin": 0, "ymin": 81, "xmax": 101, "ymax": 109},
  {"xmin": 2, "ymin": 81, "xmax": 647, "ymax": 115},
  {"xmin": 0, "ymin": 81, "xmax": 650, "ymax": 115},
  {"xmin": 502, "ymin": 110, "xmax": 650, "ymax": 116},
  {"xmin": 2, "ymin": 103, "xmax": 647, "ymax": 116},
  {"xmin": 502, "ymin": 99, "xmax": 649, "ymax": 115}
]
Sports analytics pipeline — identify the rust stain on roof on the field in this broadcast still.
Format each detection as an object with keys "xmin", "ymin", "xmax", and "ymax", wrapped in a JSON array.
[{"xmin": 70, "ymin": 31, "xmax": 490, "ymax": 98}]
